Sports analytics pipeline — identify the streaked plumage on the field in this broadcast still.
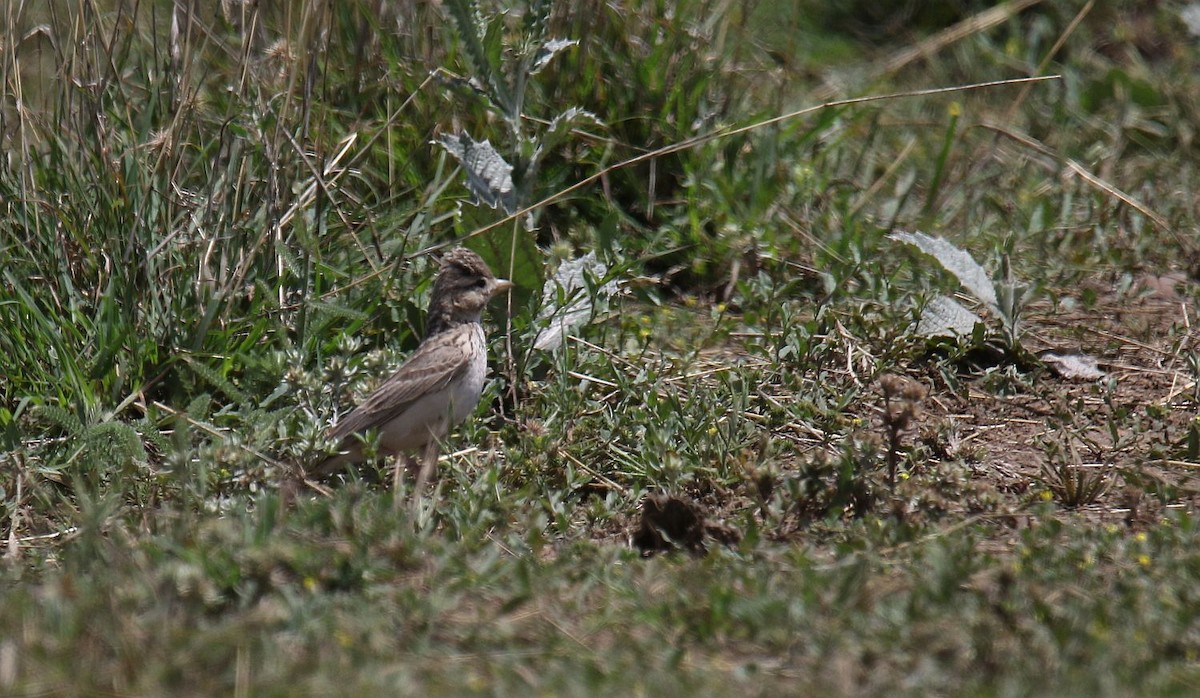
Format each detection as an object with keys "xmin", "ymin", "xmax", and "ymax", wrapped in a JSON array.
[{"xmin": 309, "ymin": 248, "xmax": 511, "ymax": 480}]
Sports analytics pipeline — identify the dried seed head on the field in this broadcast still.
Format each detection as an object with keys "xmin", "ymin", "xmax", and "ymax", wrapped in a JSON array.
[
  {"xmin": 880, "ymin": 374, "xmax": 926, "ymax": 431},
  {"xmin": 901, "ymin": 379, "xmax": 928, "ymax": 403},
  {"xmin": 879, "ymin": 374, "xmax": 906, "ymax": 398},
  {"xmin": 221, "ymin": 0, "xmax": 257, "ymax": 23},
  {"xmin": 264, "ymin": 38, "xmax": 293, "ymax": 62},
  {"xmin": 144, "ymin": 128, "xmax": 174, "ymax": 156}
]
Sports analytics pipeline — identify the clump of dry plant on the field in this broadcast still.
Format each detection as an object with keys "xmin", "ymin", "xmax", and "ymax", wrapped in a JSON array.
[{"xmin": 880, "ymin": 374, "xmax": 927, "ymax": 488}]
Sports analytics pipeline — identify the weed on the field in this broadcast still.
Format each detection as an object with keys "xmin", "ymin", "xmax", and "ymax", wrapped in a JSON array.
[
  {"xmin": 1037, "ymin": 432, "xmax": 1113, "ymax": 508},
  {"xmin": 786, "ymin": 436, "xmax": 882, "ymax": 524},
  {"xmin": 879, "ymin": 374, "xmax": 927, "ymax": 488},
  {"xmin": 438, "ymin": 0, "xmax": 596, "ymax": 225}
]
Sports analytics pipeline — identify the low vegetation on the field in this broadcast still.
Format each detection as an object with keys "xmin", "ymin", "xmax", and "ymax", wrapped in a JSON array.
[{"xmin": 3, "ymin": 0, "xmax": 1199, "ymax": 694}]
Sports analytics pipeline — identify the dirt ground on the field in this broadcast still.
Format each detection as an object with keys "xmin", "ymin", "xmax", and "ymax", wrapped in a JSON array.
[
  {"xmin": 938, "ymin": 273, "xmax": 1198, "ymax": 511},
  {"xmin": 630, "ymin": 272, "xmax": 1199, "ymax": 551}
]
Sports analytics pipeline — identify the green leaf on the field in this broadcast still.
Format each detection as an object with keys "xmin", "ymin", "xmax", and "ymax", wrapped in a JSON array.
[
  {"xmin": 444, "ymin": 0, "xmax": 511, "ymax": 111},
  {"xmin": 527, "ymin": 107, "xmax": 602, "ymax": 180}
]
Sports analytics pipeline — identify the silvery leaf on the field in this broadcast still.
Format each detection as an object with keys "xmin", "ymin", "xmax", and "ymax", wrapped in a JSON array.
[
  {"xmin": 915, "ymin": 294, "xmax": 985, "ymax": 338},
  {"xmin": 530, "ymin": 38, "xmax": 578, "ymax": 75},
  {"xmin": 533, "ymin": 252, "xmax": 619, "ymax": 351},
  {"xmin": 1182, "ymin": 3, "xmax": 1200, "ymax": 36},
  {"xmin": 437, "ymin": 133, "xmax": 516, "ymax": 213},
  {"xmin": 1040, "ymin": 352, "xmax": 1106, "ymax": 381},
  {"xmin": 891, "ymin": 231, "xmax": 999, "ymax": 312}
]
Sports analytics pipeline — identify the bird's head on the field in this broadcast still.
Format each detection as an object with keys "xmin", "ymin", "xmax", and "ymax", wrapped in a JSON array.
[{"xmin": 425, "ymin": 248, "xmax": 513, "ymax": 335}]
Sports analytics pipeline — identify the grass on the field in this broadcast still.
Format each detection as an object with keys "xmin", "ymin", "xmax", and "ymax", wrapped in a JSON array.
[{"xmin": 3, "ymin": 0, "xmax": 1200, "ymax": 694}]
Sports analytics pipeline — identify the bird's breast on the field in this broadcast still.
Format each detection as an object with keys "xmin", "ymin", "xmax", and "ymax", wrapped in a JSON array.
[{"xmin": 450, "ymin": 323, "xmax": 489, "ymax": 424}]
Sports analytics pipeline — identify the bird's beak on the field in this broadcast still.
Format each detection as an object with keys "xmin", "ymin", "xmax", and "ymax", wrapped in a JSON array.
[{"xmin": 491, "ymin": 278, "xmax": 514, "ymax": 296}]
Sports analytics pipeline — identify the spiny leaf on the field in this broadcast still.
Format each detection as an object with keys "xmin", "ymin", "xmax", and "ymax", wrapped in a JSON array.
[
  {"xmin": 444, "ymin": 0, "xmax": 511, "ymax": 114},
  {"xmin": 137, "ymin": 419, "xmax": 172, "ymax": 460},
  {"xmin": 81, "ymin": 421, "xmax": 147, "ymax": 470},
  {"xmin": 1040, "ymin": 352, "xmax": 1106, "ymax": 381},
  {"xmin": 523, "ymin": 0, "xmax": 553, "ymax": 45},
  {"xmin": 305, "ymin": 299, "xmax": 370, "ymax": 324},
  {"xmin": 35, "ymin": 404, "xmax": 85, "ymax": 436},
  {"xmin": 530, "ymin": 38, "xmax": 578, "ymax": 76},
  {"xmin": 186, "ymin": 393, "xmax": 213, "ymax": 420},
  {"xmin": 528, "ymin": 107, "xmax": 602, "ymax": 178},
  {"xmin": 544, "ymin": 107, "xmax": 601, "ymax": 140},
  {"xmin": 436, "ymin": 72, "xmax": 505, "ymax": 115},
  {"xmin": 437, "ymin": 133, "xmax": 517, "ymax": 213},
  {"xmin": 275, "ymin": 238, "xmax": 305, "ymax": 277}
]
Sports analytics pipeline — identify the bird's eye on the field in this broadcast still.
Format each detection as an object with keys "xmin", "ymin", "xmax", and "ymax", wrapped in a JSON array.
[{"xmin": 471, "ymin": 278, "xmax": 488, "ymax": 289}]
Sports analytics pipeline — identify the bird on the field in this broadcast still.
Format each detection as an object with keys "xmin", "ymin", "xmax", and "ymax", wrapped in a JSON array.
[{"xmin": 308, "ymin": 247, "xmax": 513, "ymax": 497}]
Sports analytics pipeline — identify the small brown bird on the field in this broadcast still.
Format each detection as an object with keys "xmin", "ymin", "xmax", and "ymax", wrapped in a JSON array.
[{"xmin": 308, "ymin": 248, "xmax": 512, "ymax": 495}]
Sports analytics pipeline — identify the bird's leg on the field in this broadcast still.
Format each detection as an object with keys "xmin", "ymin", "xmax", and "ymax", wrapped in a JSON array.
[
  {"xmin": 412, "ymin": 414, "xmax": 451, "ymax": 520},
  {"xmin": 413, "ymin": 438, "xmax": 441, "ymax": 498},
  {"xmin": 391, "ymin": 454, "xmax": 410, "ymax": 510},
  {"xmin": 408, "ymin": 438, "xmax": 442, "ymax": 520}
]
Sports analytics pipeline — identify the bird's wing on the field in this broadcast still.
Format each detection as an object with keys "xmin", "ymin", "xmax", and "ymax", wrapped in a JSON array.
[{"xmin": 329, "ymin": 327, "xmax": 475, "ymax": 441}]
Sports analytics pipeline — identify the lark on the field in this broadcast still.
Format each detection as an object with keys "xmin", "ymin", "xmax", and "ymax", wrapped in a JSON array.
[{"xmin": 308, "ymin": 248, "xmax": 512, "ymax": 496}]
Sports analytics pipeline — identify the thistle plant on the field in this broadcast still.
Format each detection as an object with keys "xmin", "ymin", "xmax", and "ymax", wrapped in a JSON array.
[
  {"xmin": 438, "ymin": 0, "xmax": 599, "ymax": 222},
  {"xmin": 890, "ymin": 231, "xmax": 1037, "ymax": 358},
  {"xmin": 438, "ymin": 0, "xmax": 620, "ymax": 368},
  {"xmin": 879, "ymin": 374, "xmax": 927, "ymax": 488}
]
